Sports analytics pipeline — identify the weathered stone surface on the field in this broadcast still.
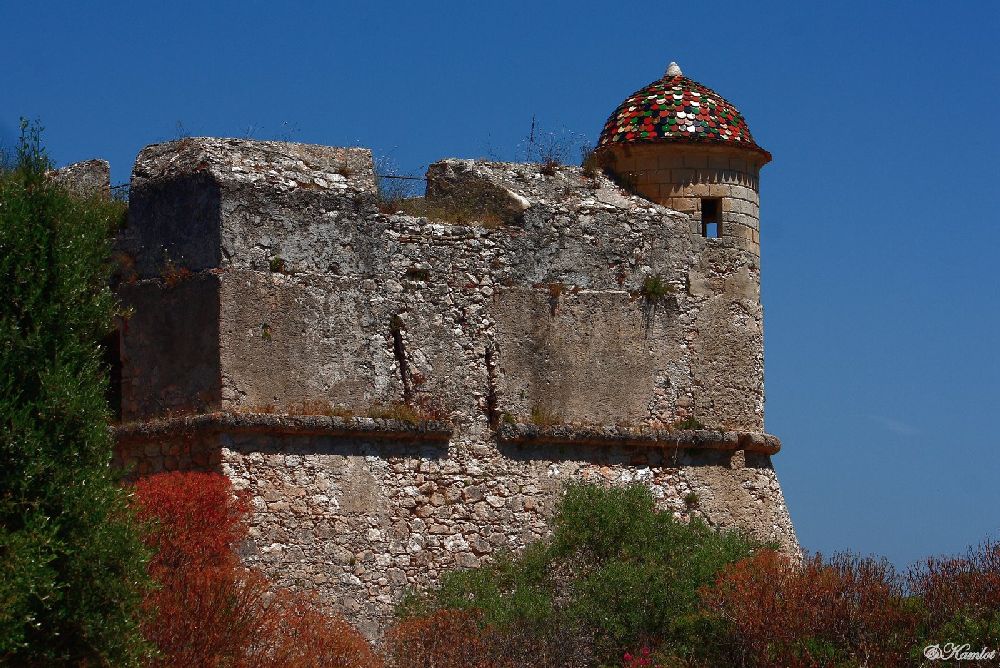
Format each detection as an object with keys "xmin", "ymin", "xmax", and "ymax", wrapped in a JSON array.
[
  {"xmin": 49, "ymin": 158, "xmax": 111, "ymax": 198},
  {"xmin": 128, "ymin": 138, "xmax": 378, "ymax": 277},
  {"xmin": 114, "ymin": 137, "xmax": 798, "ymax": 638}
]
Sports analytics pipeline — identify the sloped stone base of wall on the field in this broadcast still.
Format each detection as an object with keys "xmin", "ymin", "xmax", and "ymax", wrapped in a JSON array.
[{"xmin": 116, "ymin": 414, "xmax": 798, "ymax": 638}]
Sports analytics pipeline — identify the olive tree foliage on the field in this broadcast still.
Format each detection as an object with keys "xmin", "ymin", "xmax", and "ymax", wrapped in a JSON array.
[{"xmin": 0, "ymin": 121, "xmax": 150, "ymax": 665}]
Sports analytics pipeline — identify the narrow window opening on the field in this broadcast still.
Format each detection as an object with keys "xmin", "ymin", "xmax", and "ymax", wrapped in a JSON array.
[{"xmin": 701, "ymin": 198, "xmax": 721, "ymax": 238}]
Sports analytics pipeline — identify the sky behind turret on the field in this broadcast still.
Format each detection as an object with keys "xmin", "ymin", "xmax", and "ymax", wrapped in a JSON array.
[{"xmin": 2, "ymin": 0, "xmax": 998, "ymax": 568}]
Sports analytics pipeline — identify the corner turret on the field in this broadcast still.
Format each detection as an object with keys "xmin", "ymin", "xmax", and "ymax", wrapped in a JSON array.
[{"xmin": 595, "ymin": 61, "xmax": 768, "ymax": 256}]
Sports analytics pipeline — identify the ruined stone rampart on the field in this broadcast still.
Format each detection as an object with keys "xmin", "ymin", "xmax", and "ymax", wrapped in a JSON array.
[{"xmin": 111, "ymin": 138, "xmax": 797, "ymax": 636}]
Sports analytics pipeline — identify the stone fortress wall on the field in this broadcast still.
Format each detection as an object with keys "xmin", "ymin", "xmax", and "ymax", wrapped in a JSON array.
[{"xmin": 108, "ymin": 137, "xmax": 797, "ymax": 636}]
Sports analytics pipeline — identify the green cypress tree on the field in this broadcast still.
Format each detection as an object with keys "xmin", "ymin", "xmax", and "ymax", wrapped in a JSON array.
[{"xmin": 0, "ymin": 121, "xmax": 150, "ymax": 665}]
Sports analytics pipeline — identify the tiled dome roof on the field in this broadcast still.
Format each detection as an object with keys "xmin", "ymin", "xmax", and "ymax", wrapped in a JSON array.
[{"xmin": 597, "ymin": 63, "xmax": 770, "ymax": 162}]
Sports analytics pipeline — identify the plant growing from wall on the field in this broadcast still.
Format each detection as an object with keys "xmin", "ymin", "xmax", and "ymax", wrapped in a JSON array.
[
  {"xmin": 640, "ymin": 274, "xmax": 674, "ymax": 303},
  {"xmin": 671, "ymin": 416, "xmax": 706, "ymax": 430},
  {"xmin": 519, "ymin": 115, "xmax": 590, "ymax": 170},
  {"xmin": 0, "ymin": 120, "xmax": 151, "ymax": 665},
  {"xmin": 160, "ymin": 255, "xmax": 192, "ymax": 287},
  {"xmin": 269, "ymin": 256, "xmax": 287, "ymax": 273},
  {"xmin": 529, "ymin": 403, "xmax": 562, "ymax": 427},
  {"xmin": 580, "ymin": 148, "xmax": 600, "ymax": 179}
]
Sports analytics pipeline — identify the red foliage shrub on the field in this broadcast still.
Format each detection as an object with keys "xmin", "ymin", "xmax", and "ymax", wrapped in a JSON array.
[
  {"xmin": 142, "ymin": 565, "xmax": 273, "ymax": 667},
  {"xmin": 133, "ymin": 471, "xmax": 380, "ymax": 668},
  {"xmin": 134, "ymin": 471, "xmax": 249, "ymax": 569},
  {"xmin": 701, "ymin": 549, "xmax": 918, "ymax": 668}
]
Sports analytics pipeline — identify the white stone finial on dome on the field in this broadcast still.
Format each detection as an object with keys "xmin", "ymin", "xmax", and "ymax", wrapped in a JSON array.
[{"xmin": 665, "ymin": 61, "xmax": 683, "ymax": 77}]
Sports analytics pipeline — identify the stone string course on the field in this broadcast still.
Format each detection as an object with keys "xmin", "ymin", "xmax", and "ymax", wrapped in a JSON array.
[
  {"xmin": 111, "ymin": 137, "xmax": 798, "ymax": 637},
  {"xmin": 497, "ymin": 422, "xmax": 781, "ymax": 455},
  {"xmin": 115, "ymin": 412, "xmax": 454, "ymax": 443}
]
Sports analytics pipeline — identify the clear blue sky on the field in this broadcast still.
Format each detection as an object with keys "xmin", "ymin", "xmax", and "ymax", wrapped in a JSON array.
[{"xmin": 3, "ymin": 0, "xmax": 998, "ymax": 569}]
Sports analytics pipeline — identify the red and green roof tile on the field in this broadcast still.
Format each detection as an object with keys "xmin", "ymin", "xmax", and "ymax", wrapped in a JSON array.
[{"xmin": 597, "ymin": 72, "xmax": 769, "ymax": 160}]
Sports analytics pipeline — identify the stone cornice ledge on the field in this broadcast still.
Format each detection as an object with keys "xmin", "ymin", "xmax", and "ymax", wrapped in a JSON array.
[
  {"xmin": 497, "ymin": 423, "xmax": 781, "ymax": 455},
  {"xmin": 114, "ymin": 412, "xmax": 454, "ymax": 443}
]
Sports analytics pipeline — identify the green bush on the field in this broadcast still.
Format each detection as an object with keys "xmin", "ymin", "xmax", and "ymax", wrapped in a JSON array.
[
  {"xmin": 0, "ymin": 121, "xmax": 150, "ymax": 665},
  {"xmin": 399, "ymin": 482, "xmax": 761, "ymax": 664},
  {"xmin": 420, "ymin": 542, "xmax": 554, "ymax": 629}
]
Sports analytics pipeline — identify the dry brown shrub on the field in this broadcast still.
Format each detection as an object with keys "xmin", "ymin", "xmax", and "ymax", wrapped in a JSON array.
[
  {"xmin": 538, "ymin": 158, "xmax": 559, "ymax": 176},
  {"xmin": 160, "ymin": 259, "xmax": 192, "ymax": 287},
  {"xmin": 701, "ymin": 549, "xmax": 918, "ymax": 668},
  {"xmin": 284, "ymin": 398, "xmax": 355, "ymax": 418},
  {"xmin": 368, "ymin": 400, "xmax": 446, "ymax": 423},
  {"xmin": 907, "ymin": 540, "xmax": 1000, "ymax": 632},
  {"xmin": 384, "ymin": 610, "xmax": 592, "ymax": 668},
  {"xmin": 529, "ymin": 403, "xmax": 561, "ymax": 427},
  {"xmin": 385, "ymin": 609, "xmax": 510, "ymax": 668},
  {"xmin": 488, "ymin": 618, "xmax": 595, "ymax": 668},
  {"xmin": 253, "ymin": 590, "xmax": 383, "ymax": 668},
  {"xmin": 381, "ymin": 196, "xmax": 506, "ymax": 229}
]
